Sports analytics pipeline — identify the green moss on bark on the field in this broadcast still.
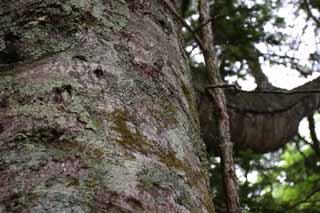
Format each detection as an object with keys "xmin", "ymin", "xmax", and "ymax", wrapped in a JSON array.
[{"xmin": 108, "ymin": 109, "xmax": 152, "ymax": 154}]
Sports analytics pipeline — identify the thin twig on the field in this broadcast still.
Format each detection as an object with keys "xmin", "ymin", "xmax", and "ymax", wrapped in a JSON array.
[
  {"xmin": 206, "ymin": 84, "xmax": 239, "ymax": 90},
  {"xmin": 303, "ymin": 0, "xmax": 320, "ymax": 27},
  {"xmin": 186, "ymin": 42, "xmax": 199, "ymax": 57},
  {"xmin": 280, "ymin": 183, "xmax": 320, "ymax": 211},
  {"xmin": 193, "ymin": 14, "xmax": 225, "ymax": 33},
  {"xmin": 297, "ymin": 134, "xmax": 313, "ymax": 146},
  {"xmin": 206, "ymin": 84, "xmax": 320, "ymax": 95},
  {"xmin": 162, "ymin": 0, "xmax": 205, "ymax": 50},
  {"xmin": 239, "ymin": 89, "xmax": 320, "ymax": 95},
  {"xmin": 193, "ymin": 17, "xmax": 213, "ymax": 33}
]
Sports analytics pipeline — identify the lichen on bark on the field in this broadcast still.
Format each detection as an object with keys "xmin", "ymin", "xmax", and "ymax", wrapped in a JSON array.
[{"xmin": 0, "ymin": 0, "xmax": 214, "ymax": 212}]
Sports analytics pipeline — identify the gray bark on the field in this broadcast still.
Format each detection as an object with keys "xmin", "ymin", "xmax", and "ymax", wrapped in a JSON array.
[{"xmin": 0, "ymin": 0, "xmax": 214, "ymax": 212}]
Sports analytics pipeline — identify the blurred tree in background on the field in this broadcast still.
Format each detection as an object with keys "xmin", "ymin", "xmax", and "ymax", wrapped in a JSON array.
[{"xmin": 181, "ymin": 0, "xmax": 320, "ymax": 212}]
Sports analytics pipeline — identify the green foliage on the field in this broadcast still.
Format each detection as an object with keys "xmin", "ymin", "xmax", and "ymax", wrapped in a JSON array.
[
  {"xmin": 181, "ymin": 0, "xmax": 192, "ymax": 18},
  {"xmin": 209, "ymin": 142, "xmax": 320, "ymax": 212},
  {"xmin": 183, "ymin": 0, "xmax": 287, "ymax": 79},
  {"xmin": 182, "ymin": 0, "xmax": 320, "ymax": 211}
]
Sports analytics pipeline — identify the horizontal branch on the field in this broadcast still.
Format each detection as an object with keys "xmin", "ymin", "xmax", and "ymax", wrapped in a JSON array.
[
  {"xmin": 206, "ymin": 84, "xmax": 320, "ymax": 95},
  {"xmin": 200, "ymin": 76, "xmax": 320, "ymax": 153}
]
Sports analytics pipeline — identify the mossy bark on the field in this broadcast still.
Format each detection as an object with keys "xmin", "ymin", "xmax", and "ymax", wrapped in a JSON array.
[{"xmin": 0, "ymin": 0, "xmax": 214, "ymax": 212}]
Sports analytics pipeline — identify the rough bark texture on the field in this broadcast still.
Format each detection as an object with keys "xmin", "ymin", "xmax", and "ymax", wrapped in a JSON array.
[
  {"xmin": 196, "ymin": 73, "xmax": 320, "ymax": 153},
  {"xmin": 0, "ymin": 0, "xmax": 214, "ymax": 212}
]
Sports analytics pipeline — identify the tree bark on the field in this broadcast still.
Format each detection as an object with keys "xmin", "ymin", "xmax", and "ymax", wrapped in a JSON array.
[
  {"xmin": 197, "ymin": 72, "xmax": 320, "ymax": 153},
  {"xmin": 198, "ymin": 0, "xmax": 241, "ymax": 212},
  {"xmin": 0, "ymin": 1, "xmax": 214, "ymax": 212}
]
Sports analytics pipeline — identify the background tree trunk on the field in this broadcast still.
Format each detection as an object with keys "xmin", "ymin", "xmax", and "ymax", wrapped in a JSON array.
[{"xmin": 0, "ymin": 0, "xmax": 214, "ymax": 212}]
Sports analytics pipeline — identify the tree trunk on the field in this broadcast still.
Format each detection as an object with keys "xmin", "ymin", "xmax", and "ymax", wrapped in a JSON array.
[{"xmin": 0, "ymin": 0, "xmax": 214, "ymax": 212}]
